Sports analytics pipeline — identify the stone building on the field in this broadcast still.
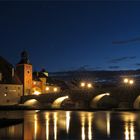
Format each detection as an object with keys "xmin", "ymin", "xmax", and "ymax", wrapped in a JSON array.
[
  {"xmin": 0, "ymin": 51, "xmax": 61, "ymax": 105},
  {"xmin": 0, "ymin": 56, "xmax": 23, "ymax": 105},
  {"xmin": 32, "ymin": 71, "xmax": 61, "ymax": 94}
]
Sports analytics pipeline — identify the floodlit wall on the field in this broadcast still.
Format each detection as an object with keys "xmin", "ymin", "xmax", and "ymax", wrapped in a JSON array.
[
  {"xmin": 39, "ymin": 77, "xmax": 46, "ymax": 93},
  {"xmin": 0, "ymin": 84, "xmax": 23, "ymax": 105}
]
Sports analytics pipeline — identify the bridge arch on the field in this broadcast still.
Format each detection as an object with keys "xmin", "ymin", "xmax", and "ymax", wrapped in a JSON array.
[
  {"xmin": 52, "ymin": 96, "xmax": 69, "ymax": 108},
  {"xmin": 90, "ymin": 93, "xmax": 110, "ymax": 108},
  {"xmin": 133, "ymin": 95, "xmax": 140, "ymax": 109},
  {"xmin": 24, "ymin": 99, "xmax": 41, "ymax": 107}
]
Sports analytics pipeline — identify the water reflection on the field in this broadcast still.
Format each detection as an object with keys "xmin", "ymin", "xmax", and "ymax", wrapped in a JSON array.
[
  {"xmin": 81, "ymin": 113, "xmax": 85, "ymax": 140},
  {"xmin": 0, "ymin": 111, "xmax": 139, "ymax": 140},
  {"xmin": 54, "ymin": 112, "xmax": 57, "ymax": 140},
  {"xmin": 122, "ymin": 113, "xmax": 136, "ymax": 140},
  {"xmin": 106, "ymin": 112, "xmax": 110, "ymax": 138},
  {"xmin": 80, "ymin": 112, "xmax": 93, "ymax": 140},
  {"xmin": 45, "ymin": 113, "xmax": 49, "ymax": 140},
  {"xmin": 34, "ymin": 114, "xmax": 38, "ymax": 140},
  {"xmin": 66, "ymin": 111, "xmax": 71, "ymax": 134},
  {"xmin": 88, "ymin": 113, "xmax": 92, "ymax": 140}
]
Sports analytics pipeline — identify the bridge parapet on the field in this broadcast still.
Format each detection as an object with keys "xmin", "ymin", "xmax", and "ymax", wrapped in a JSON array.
[{"xmin": 20, "ymin": 92, "xmax": 68, "ymax": 104}]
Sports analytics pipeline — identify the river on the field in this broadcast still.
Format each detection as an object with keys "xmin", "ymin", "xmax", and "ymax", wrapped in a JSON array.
[{"xmin": 0, "ymin": 110, "xmax": 140, "ymax": 140}]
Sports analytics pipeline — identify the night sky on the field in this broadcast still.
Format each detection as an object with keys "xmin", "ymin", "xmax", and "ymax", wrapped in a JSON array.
[{"xmin": 1, "ymin": 1, "xmax": 140, "ymax": 72}]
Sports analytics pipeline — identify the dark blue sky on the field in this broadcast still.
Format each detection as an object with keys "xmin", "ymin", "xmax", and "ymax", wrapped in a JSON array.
[{"xmin": 1, "ymin": 1, "xmax": 140, "ymax": 72}]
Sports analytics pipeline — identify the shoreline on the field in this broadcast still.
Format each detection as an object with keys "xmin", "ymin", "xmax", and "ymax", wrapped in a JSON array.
[{"xmin": 0, "ymin": 105, "xmax": 140, "ymax": 112}]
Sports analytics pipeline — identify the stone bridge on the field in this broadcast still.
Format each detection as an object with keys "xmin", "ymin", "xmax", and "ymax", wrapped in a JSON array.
[{"xmin": 20, "ymin": 86, "xmax": 140, "ymax": 109}]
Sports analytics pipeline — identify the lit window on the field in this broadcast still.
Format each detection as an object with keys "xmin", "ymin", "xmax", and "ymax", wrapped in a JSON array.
[
  {"xmin": 46, "ymin": 87, "xmax": 50, "ymax": 91},
  {"xmin": 54, "ymin": 87, "xmax": 58, "ymax": 92}
]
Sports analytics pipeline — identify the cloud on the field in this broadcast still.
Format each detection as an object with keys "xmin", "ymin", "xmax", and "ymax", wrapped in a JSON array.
[
  {"xmin": 112, "ymin": 37, "xmax": 140, "ymax": 45},
  {"xmin": 90, "ymin": 66, "xmax": 102, "ymax": 70},
  {"xmin": 108, "ymin": 66, "xmax": 120, "ymax": 69},
  {"xmin": 77, "ymin": 65, "xmax": 103, "ymax": 71},
  {"xmin": 129, "ymin": 56, "xmax": 136, "ymax": 59},
  {"xmin": 135, "ymin": 63, "xmax": 140, "ymax": 66},
  {"xmin": 109, "ymin": 56, "xmax": 136, "ymax": 63}
]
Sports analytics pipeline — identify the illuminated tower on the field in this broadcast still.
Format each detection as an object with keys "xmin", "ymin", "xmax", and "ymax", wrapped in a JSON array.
[{"xmin": 16, "ymin": 51, "xmax": 32, "ymax": 95}]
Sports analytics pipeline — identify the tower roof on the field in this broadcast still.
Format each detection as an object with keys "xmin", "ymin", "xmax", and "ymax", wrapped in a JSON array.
[{"xmin": 18, "ymin": 50, "xmax": 31, "ymax": 65}]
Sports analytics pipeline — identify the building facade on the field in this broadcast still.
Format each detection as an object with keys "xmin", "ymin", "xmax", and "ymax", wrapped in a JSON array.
[
  {"xmin": 0, "ymin": 56, "xmax": 23, "ymax": 105},
  {"xmin": 0, "ymin": 51, "xmax": 61, "ymax": 105}
]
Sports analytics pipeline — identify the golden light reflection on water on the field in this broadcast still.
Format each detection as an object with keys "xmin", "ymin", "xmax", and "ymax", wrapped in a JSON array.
[
  {"xmin": 66, "ymin": 111, "xmax": 71, "ymax": 134},
  {"xmin": 54, "ymin": 112, "xmax": 58, "ymax": 140},
  {"xmin": 106, "ymin": 112, "xmax": 110, "ymax": 138},
  {"xmin": 125, "ymin": 122, "xmax": 129, "ymax": 140},
  {"xmin": 81, "ymin": 113, "xmax": 86, "ymax": 140},
  {"xmin": 124, "ymin": 122, "xmax": 135, "ymax": 140},
  {"xmin": 34, "ymin": 114, "xmax": 38, "ymax": 140},
  {"xmin": 122, "ymin": 113, "xmax": 136, "ymax": 140},
  {"xmin": 88, "ymin": 113, "xmax": 92, "ymax": 140},
  {"xmin": 80, "ymin": 112, "xmax": 93, "ymax": 140},
  {"xmin": 1, "ymin": 111, "xmax": 140, "ymax": 140},
  {"xmin": 45, "ymin": 113, "xmax": 49, "ymax": 140}
]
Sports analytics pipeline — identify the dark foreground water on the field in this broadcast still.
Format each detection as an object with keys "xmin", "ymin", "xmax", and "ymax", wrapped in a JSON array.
[{"xmin": 0, "ymin": 110, "xmax": 140, "ymax": 140}]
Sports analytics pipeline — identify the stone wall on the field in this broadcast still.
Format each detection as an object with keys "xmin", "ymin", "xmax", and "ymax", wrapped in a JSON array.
[{"xmin": 0, "ymin": 84, "xmax": 23, "ymax": 105}]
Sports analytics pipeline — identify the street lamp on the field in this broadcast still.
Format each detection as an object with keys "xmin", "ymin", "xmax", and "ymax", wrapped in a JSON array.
[
  {"xmin": 80, "ymin": 82, "xmax": 93, "ymax": 89},
  {"xmin": 54, "ymin": 87, "xmax": 58, "ymax": 92},
  {"xmin": 124, "ymin": 78, "xmax": 129, "ymax": 83},
  {"xmin": 80, "ymin": 82, "xmax": 86, "ymax": 87},
  {"xmin": 123, "ymin": 78, "xmax": 134, "ymax": 86},
  {"xmin": 129, "ymin": 80, "xmax": 134, "ymax": 85},
  {"xmin": 87, "ymin": 83, "xmax": 92, "ymax": 88}
]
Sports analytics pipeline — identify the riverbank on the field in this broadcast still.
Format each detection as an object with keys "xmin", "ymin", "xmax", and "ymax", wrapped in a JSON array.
[{"xmin": 0, "ymin": 105, "xmax": 140, "ymax": 112}]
